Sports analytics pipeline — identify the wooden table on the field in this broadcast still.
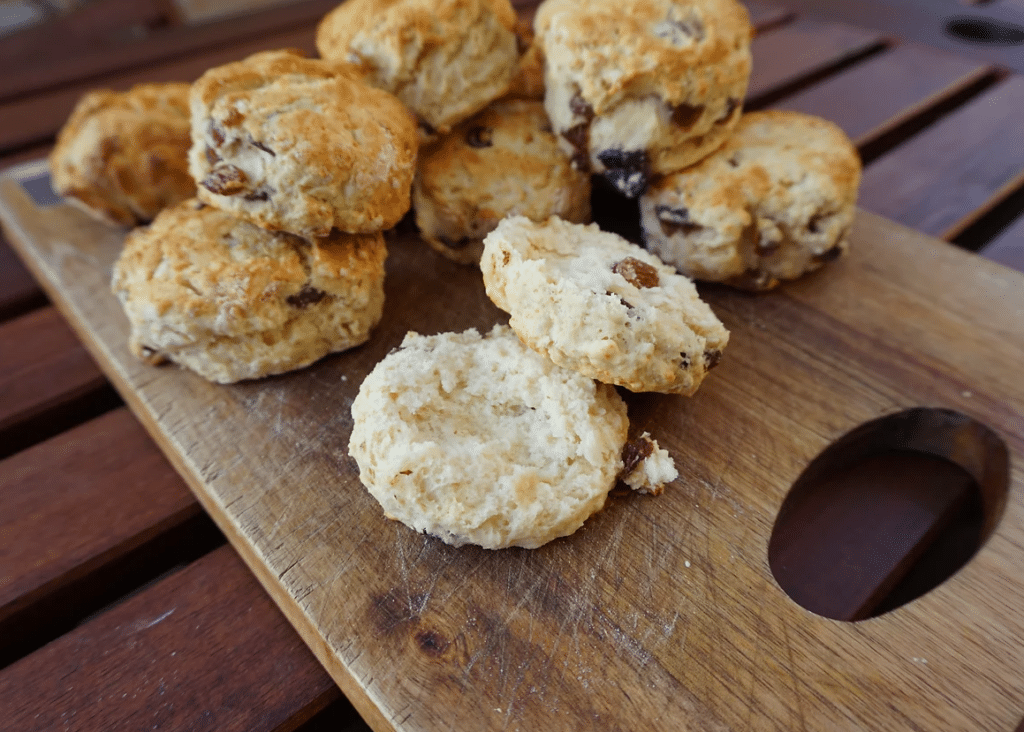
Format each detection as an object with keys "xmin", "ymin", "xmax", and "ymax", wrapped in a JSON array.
[{"xmin": 1, "ymin": 1, "xmax": 1023, "ymax": 730}]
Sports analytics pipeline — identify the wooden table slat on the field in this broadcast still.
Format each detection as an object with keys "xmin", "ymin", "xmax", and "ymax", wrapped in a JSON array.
[
  {"xmin": 0, "ymin": 306, "xmax": 111, "ymax": 439},
  {"xmin": 979, "ymin": 213, "xmax": 1024, "ymax": 272},
  {"xmin": 769, "ymin": 40, "xmax": 995, "ymax": 148},
  {"xmin": 859, "ymin": 74, "xmax": 1024, "ymax": 241},
  {"xmin": 0, "ymin": 23, "xmax": 320, "ymax": 153},
  {"xmin": 0, "ymin": 408, "xmax": 206, "ymax": 656},
  {"xmin": 741, "ymin": 0, "xmax": 795, "ymax": 32},
  {"xmin": 0, "ymin": 545, "xmax": 344, "ymax": 732},
  {"xmin": 746, "ymin": 15, "xmax": 888, "ymax": 106},
  {"xmin": 0, "ymin": 0, "xmax": 340, "ymax": 103},
  {"xmin": 0, "ymin": 235, "xmax": 44, "ymax": 322}
]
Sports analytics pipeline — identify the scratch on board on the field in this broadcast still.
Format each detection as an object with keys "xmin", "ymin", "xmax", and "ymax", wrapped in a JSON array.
[{"xmin": 123, "ymin": 608, "xmax": 175, "ymax": 636}]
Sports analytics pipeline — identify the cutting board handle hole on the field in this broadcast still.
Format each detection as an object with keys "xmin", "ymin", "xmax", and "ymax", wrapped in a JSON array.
[{"xmin": 768, "ymin": 408, "xmax": 1008, "ymax": 621}]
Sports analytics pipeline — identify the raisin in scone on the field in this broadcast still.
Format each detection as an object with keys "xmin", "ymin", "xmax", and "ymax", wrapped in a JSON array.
[
  {"xmin": 481, "ymin": 216, "xmax": 729, "ymax": 395},
  {"xmin": 348, "ymin": 325, "xmax": 630, "ymax": 549},
  {"xmin": 50, "ymin": 82, "xmax": 194, "ymax": 227},
  {"xmin": 413, "ymin": 98, "xmax": 590, "ymax": 264},
  {"xmin": 640, "ymin": 111, "xmax": 862, "ymax": 290},
  {"xmin": 316, "ymin": 0, "xmax": 519, "ymax": 138},
  {"xmin": 112, "ymin": 199, "xmax": 386, "ymax": 384},
  {"xmin": 189, "ymin": 49, "xmax": 418, "ymax": 238},
  {"xmin": 535, "ymin": 0, "xmax": 752, "ymax": 198}
]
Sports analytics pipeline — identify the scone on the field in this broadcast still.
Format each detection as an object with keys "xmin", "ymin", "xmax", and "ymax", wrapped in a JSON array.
[
  {"xmin": 413, "ymin": 98, "xmax": 590, "ymax": 264},
  {"xmin": 189, "ymin": 49, "xmax": 418, "ymax": 238},
  {"xmin": 639, "ymin": 110, "xmax": 862, "ymax": 290},
  {"xmin": 112, "ymin": 199, "xmax": 387, "ymax": 384},
  {"xmin": 481, "ymin": 216, "xmax": 729, "ymax": 395},
  {"xmin": 535, "ymin": 0, "xmax": 752, "ymax": 197},
  {"xmin": 348, "ymin": 325, "xmax": 630, "ymax": 549},
  {"xmin": 316, "ymin": 0, "xmax": 519, "ymax": 138},
  {"xmin": 49, "ymin": 82, "xmax": 194, "ymax": 227},
  {"xmin": 504, "ymin": 16, "xmax": 546, "ymax": 101}
]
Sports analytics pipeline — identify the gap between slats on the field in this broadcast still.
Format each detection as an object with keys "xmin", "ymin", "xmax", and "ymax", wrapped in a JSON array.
[
  {"xmin": 0, "ymin": 545, "xmax": 347, "ymax": 732},
  {"xmin": 0, "ymin": 407, "xmax": 224, "ymax": 668}
]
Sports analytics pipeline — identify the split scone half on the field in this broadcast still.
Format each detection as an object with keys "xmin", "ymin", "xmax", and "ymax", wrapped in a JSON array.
[
  {"xmin": 348, "ymin": 325, "xmax": 631, "ymax": 549},
  {"xmin": 481, "ymin": 216, "xmax": 729, "ymax": 395}
]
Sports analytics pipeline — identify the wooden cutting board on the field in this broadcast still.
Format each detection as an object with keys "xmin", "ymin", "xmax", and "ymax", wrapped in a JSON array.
[{"xmin": 2, "ymin": 158, "xmax": 1023, "ymax": 731}]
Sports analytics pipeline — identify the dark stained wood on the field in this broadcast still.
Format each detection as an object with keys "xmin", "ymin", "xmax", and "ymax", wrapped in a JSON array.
[
  {"xmin": 0, "ymin": 24, "xmax": 320, "ymax": 152},
  {"xmin": 0, "ymin": 307, "xmax": 108, "ymax": 436},
  {"xmin": 770, "ymin": 41, "xmax": 995, "ymax": 147},
  {"xmin": 0, "ymin": 409, "xmax": 201, "ymax": 646},
  {"xmin": 764, "ymin": 0, "xmax": 1024, "ymax": 74},
  {"xmin": 859, "ymin": 75, "xmax": 1024, "ymax": 240},
  {"xmin": 0, "ymin": 235, "xmax": 44, "ymax": 322},
  {"xmin": 0, "ymin": 0, "xmax": 171, "ymax": 72},
  {"xmin": 741, "ymin": 0, "xmax": 795, "ymax": 32},
  {"xmin": 0, "ymin": 0, "xmax": 340, "ymax": 103},
  {"xmin": 0, "ymin": 145, "xmax": 53, "ymax": 320},
  {"xmin": 0, "ymin": 545, "xmax": 343, "ymax": 732},
  {"xmin": 746, "ymin": 16, "xmax": 887, "ymax": 105},
  {"xmin": 979, "ymin": 213, "xmax": 1024, "ymax": 272},
  {"xmin": 769, "ymin": 450, "xmax": 977, "ymax": 621}
]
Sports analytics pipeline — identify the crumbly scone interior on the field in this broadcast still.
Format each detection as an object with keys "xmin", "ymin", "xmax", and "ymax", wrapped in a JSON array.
[
  {"xmin": 348, "ymin": 326, "xmax": 630, "ymax": 549},
  {"xmin": 481, "ymin": 216, "xmax": 729, "ymax": 395}
]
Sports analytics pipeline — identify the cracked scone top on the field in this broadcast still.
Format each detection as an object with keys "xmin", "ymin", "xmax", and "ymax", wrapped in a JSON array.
[
  {"xmin": 639, "ymin": 110, "xmax": 862, "ymax": 290},
  {"xmin": 481, "ymin": 216, "xmax": 729, "ymax": 395},
  {"xmin": 316, "ymin": 0, "xmax": 519, "ymax": 137},
  {"xmin": 413, "ymin": 98, "xmax": 590, "ymax": 264},
  {"xmin": 535, "ymin": 0, "xmax": 752, "ymax": 197},
  {"xmin": 112, "ymin": 199, "xmax": 387, "ymax": 384},
  {"xmin": 189, "ymin": 49, "xmax": 418, "ymax": 238},
  {"xmin": 50, "ymin": 82, "xmax": 195, "ymax": 227},
  {"xmin": 348, "ymin": 325, "xmax": 630, "ymax": 549}
]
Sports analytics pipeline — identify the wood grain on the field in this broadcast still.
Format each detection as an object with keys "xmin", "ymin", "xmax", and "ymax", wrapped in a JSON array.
[
  {"xmin": 764, "ymin": 0, "xmax": 1024, "ymax": 74},
  {"xmin": 0, "ymin": 24, "xmax": 319, "ymax": 152},
  {"xmin": 0, "ymin": 307, "xmax": 108, "ymax": 435},
  {"xmin": 0, "ymin": 234, "xmax": 43, "ymax": 321},
  {"xmin": 0, "ymin": 0, "xmax": 340, "ymax": 103},
  {"xmin": 3, "ymin": 159, "xmax": 1023, "ymax": 730},
  {"xmin": 0, "ymin": 545, "xmax": 343, "ymax": 732},
  {"xmin": 0, "ymin": 408, "xmax": 203, "ymax": 656},
  {"xmin": 741, "ymin": 0, "xmax": 794, "ymax": 32},
  {"xmin": 859, "ymin": 74, "xmax": 1024, "ymax": 240},
  {"xmin": 769, "ymin": 41, "xmax": 994, "ymax": 148},
  {"xmin": 746, "ymin": 16, "xmax": 887, "ymax": 105}
]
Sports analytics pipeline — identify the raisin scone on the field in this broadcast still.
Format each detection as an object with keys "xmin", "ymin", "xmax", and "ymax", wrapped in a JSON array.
[
  {"xmin": 348, "ymin": 325, "xmax": 630, "ymax": 549},
  {"xmin": 112, "ymin": 199, "xmax": 386, "ymax": 384},
  {"xmin": 481, "ymin": 216, "xmax": 729, "ymax": 395},
  {"xmin": 49, "ymin": 82, "xmax": 195, "ymax": 227},
  {"xmin": 535, "ymin": 0, "xmax": 752, "ymax": 198},
  {"xmin": 504, "ymin": 15, "xmax": 545, "ymax": 101},
  {"xmin": 316, "ymin": 0, "xmax": 519, "ymax": 139},
  {"xmin": 640, "ymin": 110, "xmax": 862, "ymax": 290},
  {"xmin": 413, "ymin": 98, "xmax": 590, "ymax": 264},
  {"xmin": 189, "ymin": 49, "xmax": 418, "ymax": 238}
]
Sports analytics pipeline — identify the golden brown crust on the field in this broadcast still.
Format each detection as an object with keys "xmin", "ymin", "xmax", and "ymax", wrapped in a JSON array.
[
  {"xmin": 112, "ymin": 199, "xmax": 388, "ymax": 383},
  {"xmin": 536, "ymin": 0, "xmax": 752, "ymax": 194},
  {"xmin": 316, "ymin": 0, "xmax": 519, "ymax": 133},
  {"xmin": 188, "ymin": 49, "xmax": 418, "ymax": 238},
  {"xmin": 49, "ymin": 82, "xmax": 195, "ymax": 227},
  {"xmin": 640, "ymin": 110, "xmax": 862, "ymax": 290},
  {"xmin": 413, "ymin": 98, "xmax": 590, "ymax": 264}
]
